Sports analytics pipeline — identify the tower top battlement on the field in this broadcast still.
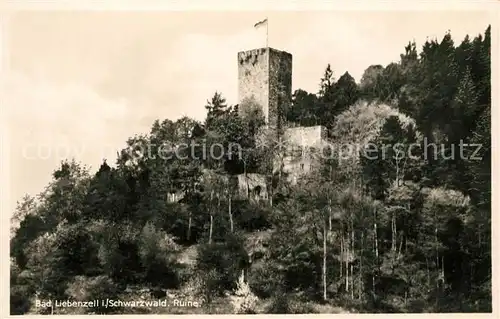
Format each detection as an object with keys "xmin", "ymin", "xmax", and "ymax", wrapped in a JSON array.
[{"xmin": 237, "ymin": 47, "xmax": 292, "ymax": 62}]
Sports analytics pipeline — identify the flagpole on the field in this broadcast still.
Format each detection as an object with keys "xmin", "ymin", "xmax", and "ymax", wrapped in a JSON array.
[{"xmin": 266, "ymin": 17, "xmax": 269, "ymax": 48}]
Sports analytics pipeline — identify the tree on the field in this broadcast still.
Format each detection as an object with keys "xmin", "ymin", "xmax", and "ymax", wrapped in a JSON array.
[
  {"xmin": 359, "ymin": 64, "xmax": 384, "ymax": 98},
  {"xmin": 319, "ymin": 64, "xmax": 335, "ymax": 100},
  {"xmin": 287, "ymin": 89, "xmax": 319, "ymax": 126},
  {"xmin": 335, "ymin": 72, "xmax": 359, "ymax": 109},
  {"xmin": 9, "ymin": 25, "xmax": 492, "ymax": 315},
  {"xmin": 465, "ymin": 105, "xmax": 490, "ymax": 209},
  {"xmin": 10, "ymin": 195, "xmax": 38, "ymax": 239},
  {"xmin": 205, "ymin": 91, "xmax": 229, "ymax": 130}
]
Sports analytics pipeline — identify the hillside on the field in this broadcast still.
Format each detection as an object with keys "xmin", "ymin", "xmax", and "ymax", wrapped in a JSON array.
[{"xmin": 10, "ymin": 26, "xmax": 491, "ymax": 314}]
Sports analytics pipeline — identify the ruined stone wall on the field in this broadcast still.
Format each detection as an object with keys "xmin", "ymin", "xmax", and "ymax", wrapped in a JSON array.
[
  {"xmin": 281, "ymin": 125, "xmax": 327, "ymax": 184},
  {"xmin": 284, "ymin": 125, "xmax": 327, "ymax": 149},
  {"xmin": 236, "ymin": 173, "xmax": 268, "ymax": 201}
]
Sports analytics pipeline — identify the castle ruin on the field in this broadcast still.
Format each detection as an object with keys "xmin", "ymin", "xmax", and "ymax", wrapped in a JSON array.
[
  {"xmin": 236, "ymin": 47, "xmax": 327, "ymax": 197},
  {"xmin": 167, "ymin": 47, "xmax": 328, "ymax": 203}
]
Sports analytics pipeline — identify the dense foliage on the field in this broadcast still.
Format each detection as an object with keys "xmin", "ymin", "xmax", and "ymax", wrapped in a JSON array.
[{"xmin": 11, "ymin": 26, "xmax": 491, "ymax": 314}]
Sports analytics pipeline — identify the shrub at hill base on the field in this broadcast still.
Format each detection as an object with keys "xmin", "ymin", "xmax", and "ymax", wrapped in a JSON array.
[{"xmin": 195, "ymin": 233, "xmax": 249, "ymax": 301}]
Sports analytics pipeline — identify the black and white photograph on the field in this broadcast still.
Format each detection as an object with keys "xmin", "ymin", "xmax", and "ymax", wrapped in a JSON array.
[{"xmin": 5, "ymin": 2, "xmax": 495, "ymax": 315}]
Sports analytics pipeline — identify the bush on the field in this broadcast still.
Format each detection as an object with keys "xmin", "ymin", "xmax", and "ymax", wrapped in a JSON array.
[
  {"xmin": 195, "ymin": 233, "xmax": 248, "ymax": 296},
  {"xmin": 10, "ymin": 285, "xmax": 32, "ymax": 315},
  {"xmin": 288, "ymin": 301, "xmax": 318, "ymax": 314},
  {"xmin": 267, "ymin": 290, "xmax": 290, "ymax": 314},
  {"xmin": 10, "ymin": 260, "xmax": 34, "ymax": 315},
  {"xmin": 247, "ymin": 262, "xmax": 281, "ymax": 298},
  {"xmin": 266, "ymin": 292, "xmax": 321, "ymax": 314},
  {"xmin": 65, "ymin": 275, "xmax": 120, "ymax": 314},
  {"xmin": 229, "ymin": 272, "xmax": 258, "ymax": 314},
  {"xmin": 233, "ymin": 200, "xmax": 272, "ymax": 231},
  {"xmin": 23, "ymin": 230, "xmax": 72, "ymax": 300},
  {"xmin": 200, "ymin": 269, "xmax": 224, "ymax": 304},
  {"xmin": 138, "ymin": 222, "xmax": 181, "ymax": 288}
]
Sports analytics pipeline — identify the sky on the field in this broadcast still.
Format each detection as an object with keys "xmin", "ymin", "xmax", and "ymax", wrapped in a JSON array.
[{"xmin": 1, "ymin": 9, "xmax": 493, "ymax": 212}]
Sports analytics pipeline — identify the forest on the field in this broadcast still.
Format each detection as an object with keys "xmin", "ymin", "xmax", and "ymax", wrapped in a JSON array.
[{"xmin": 10, "ymin": 26, "xmax": 491, "ymax": 314}]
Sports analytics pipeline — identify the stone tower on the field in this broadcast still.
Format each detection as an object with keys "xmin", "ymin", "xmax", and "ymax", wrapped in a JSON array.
[{"xmin": 237, "ymin": 47, "xmax": 292, "ymax": 134}]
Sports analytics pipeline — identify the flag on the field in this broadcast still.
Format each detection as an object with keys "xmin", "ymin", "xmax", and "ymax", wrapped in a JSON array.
[{"xmin": 254, "ymin": 18, "xmax": 268, "ymax": 29}]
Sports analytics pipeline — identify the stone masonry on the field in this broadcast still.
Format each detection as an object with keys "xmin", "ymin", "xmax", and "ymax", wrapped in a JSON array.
[
  {"xmin": 167, "ymin": 47, "xmax": 326, "ymax": 203},
  {"xmin": 281, "ymin": 125, "xmax": 328, "ymax": 184},
  {"xmin": 238, "ymin": 48, "xmax": 292, "ymax": 136},
  {"xmin": 237, "ymin": 47, "xmax": 327, "ymax": 196}
]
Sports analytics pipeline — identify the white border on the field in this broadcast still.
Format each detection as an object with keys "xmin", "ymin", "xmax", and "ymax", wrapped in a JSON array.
[{"xmin": 0, "ymin": 1, "xmax": 498, "ymax": 318}]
